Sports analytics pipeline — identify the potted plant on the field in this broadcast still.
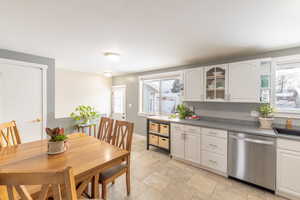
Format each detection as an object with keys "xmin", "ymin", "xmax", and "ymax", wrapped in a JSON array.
[
  {"xmin": 70, "ymin": 105, "xmax": 100, "ymax": 125},
  {"xmin": 46, "ymin": 128, "xmax": 68, "ymax": 154},
  {"xmin": 258, "ymin": 104, "xmax": 275, "ymax": 129},
  {"xmin": 176, "ymin": 104, "xmax": 194, "ymax": 120}
]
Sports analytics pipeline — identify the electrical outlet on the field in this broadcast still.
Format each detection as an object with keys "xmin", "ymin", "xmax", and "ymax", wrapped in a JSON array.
[{"xmin": 250, "ymin": 110, "xmax": 259, "ymax": 117}]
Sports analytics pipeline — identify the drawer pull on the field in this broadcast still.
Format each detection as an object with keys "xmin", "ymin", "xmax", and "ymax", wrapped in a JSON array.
[
  {"xmin": 208, "ymin": 132, "xmax": 217, "ymax": 135},
  {"xmin": 209, "ymin": 160, "xmax": 218, "ymax": 165},
  {"xmin": 209, "ymin": 144, "xmax": 217, "ymax": 148}
]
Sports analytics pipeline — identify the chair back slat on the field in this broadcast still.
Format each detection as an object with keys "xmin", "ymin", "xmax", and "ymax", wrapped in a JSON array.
[
  {"xmin": 97, "ymin": 117, "xmax": 114, "ymax": 143},
  {"xmin": 0, "ymin": 167, "xmax": 77, "ymax": 200},
  {"xmin": 112, "ymin": 120, "xmax": 134, "ymax": 151},
  {"xmin": 0, "ymin": 121, "xmax": 21, "ymax": 147}
]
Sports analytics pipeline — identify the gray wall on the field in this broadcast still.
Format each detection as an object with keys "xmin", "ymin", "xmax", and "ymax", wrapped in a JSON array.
[
  {"xmin": 113, "ymin": 46, "xmax": 300, "ymax": 135},
  {"xmin": 0, "ymin": 49, "xmax": 76, "ymax": 133}
]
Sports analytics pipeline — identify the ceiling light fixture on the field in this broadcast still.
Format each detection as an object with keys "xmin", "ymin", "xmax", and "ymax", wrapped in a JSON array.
[
  {"xmin": 103, "ymin": 71, "xmax": 113, "ymax": 77},
  {"xmin": 104, "ymin": 52, "xmax": 121, "ymax": 62}
]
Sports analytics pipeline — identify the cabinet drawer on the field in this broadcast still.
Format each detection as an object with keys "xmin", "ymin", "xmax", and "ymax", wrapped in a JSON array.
[
  {"xmin": 171, "ymin": 123, "xmax": 185, "ymax": 132},
  {"xmin": 202, "ymin": 135, "xmax": 227, "ymax": 155},
  {"xmin": 158, "ymin": 137, "xmax": 169, "ymax": 149},
  {"xmin": 202, "ymin": 150, "xmax": 227, "ymax": 173},
  {"xmin": 278, "ymin": 138, "xmax": 300, "ymax": 152},
  {"xmin": 184, "ymin": 125, "xmax": 201, "ymax": 134},
  {"xmin": 202, "ymin": 128, "xmax": 227, "ymax": 139},
  {"xmin": 149, "ymin": 134, "xmax": 159, "ymax": 146}
]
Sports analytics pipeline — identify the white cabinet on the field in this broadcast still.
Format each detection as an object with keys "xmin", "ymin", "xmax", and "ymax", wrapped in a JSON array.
[
  {"xmin": 204, "ymin": 64, "xmax": 228, "ymax": 101},
  {"xmin": 171, "ymin": 124, "xmax": 227, "ymax": 174},
  {"xmin": 171, "ymin": 125, "xmax": 185, "ymax": 160},
  {"xmin": 277, "ymin": 139, "xmax": 300, "ymax": 200},
  {"xmin": 201, "ymin": 127, "xmax": 228, "ymax": 174},
  {"xmin": 183, "ymin": 68, "xmax": 204, "ymax": 101},
  {"xmin": 185, "ymin": 132, "xmax": 201, "ymax": 164},
  {"xmin": 171, "ymin": 124, "xmax": 201, "ymax": 164},
  {"xmin": 228, "ymin": 61, "xmax": 261, "ymax": 102}
]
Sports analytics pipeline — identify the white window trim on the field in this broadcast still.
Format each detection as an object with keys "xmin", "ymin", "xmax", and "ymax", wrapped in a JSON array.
[
  {"xmin": 272, "ymin": 55, "xmax": 300, "ymax": 118},
  {"xmin": 138, "ymin": 71, "xmax": 182, "ymax": 117}
]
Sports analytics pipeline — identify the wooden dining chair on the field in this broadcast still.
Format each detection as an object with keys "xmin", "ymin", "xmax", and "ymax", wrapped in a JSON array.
[
  {"xmin": 0, "ymin": 121, "xmax": 21, "ymax": 147},
  {"xmin": 97, "ymin": 117, "xmax": 114, "ymax": 143},
  {"xmin": 0, "ymin": 167, "xmax": 77, "ymax": 200},
  {"xmin": 99, "ymin": 120, "xmax": 134, "ymax": 200}
]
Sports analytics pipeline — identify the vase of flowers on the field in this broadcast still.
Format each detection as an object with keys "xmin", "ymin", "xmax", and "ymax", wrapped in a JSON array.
[
  {"xmin": 46, "ymin": 128, "xmax": 68, "ymax": 155},
  {"xmin": 70, "ymin": 105, "xmax": 100, "ymax": 125},
  {"xmin": 258, "ymin": 104, "xmax": 275, "ymax": 129}
]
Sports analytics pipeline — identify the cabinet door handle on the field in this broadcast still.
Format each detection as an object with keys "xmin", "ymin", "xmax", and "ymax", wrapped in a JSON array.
[
  {"xmin": 209, "ymin": 160, "xmax": 218, "ymax": 165},
  {"xmin": 208, "ymin": 132, "xmax": 217, "ymax": 136}
]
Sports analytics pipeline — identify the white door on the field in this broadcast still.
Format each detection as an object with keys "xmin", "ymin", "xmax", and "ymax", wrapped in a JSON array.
[
  {"xmin": 112, "ymin": 85, "xmax": 126, "ymax": 120},
  {"xmin": 277, "ymin": 149, "xmax": 300, "ymax": 199},
  {"xmin": 0, "ymin": 59, "xmax": 46, "ymax": 143},
  {"xmin": 228, "ymin": 61, "xmax": 261, "ymax": 102},
  {"xmin": 170, "ymin": 127, "xmax": 185, "ymax": 159},
  {"xmin": 183, "ymin": 68, "xmax": 204, "ymax": 101},
  {"xmin": 184, "ymin": 132, "xmax": 201, "ymax": 164}
]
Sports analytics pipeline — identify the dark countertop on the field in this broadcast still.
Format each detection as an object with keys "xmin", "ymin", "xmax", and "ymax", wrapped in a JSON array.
[{"xmin": 148, "ymin": 116, "xmax": 277, "ymax": 138}]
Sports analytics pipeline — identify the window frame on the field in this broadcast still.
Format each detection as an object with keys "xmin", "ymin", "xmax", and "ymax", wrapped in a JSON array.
[
  {"xmin": 272, "ymin": 55, "xmax": 300, "ymax": 118},
  {"xmin": 138, "ymin": 71, "xmax": 183, "ymax": 116}
]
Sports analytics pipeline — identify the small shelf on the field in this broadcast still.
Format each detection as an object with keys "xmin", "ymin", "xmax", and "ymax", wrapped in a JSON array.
[
  {"xmin": 207, "ymin": 75, "xmax": 225, "ymax": 79},
  {"xmin": 149, "ymin": 132, "xmax": 169, "ymax": 138},
  {"xmin": 148, "ymin": 144, "xmax": 169, "ymax": 151},
  {"xmin": 207, "ymin": 88, "xmax": 225, "ymax": 91}
]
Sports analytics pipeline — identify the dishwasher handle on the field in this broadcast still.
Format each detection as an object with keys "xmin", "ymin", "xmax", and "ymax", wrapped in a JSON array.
[{"xmin": 229, "ymin": 134, "xmax": 275, "ymax": 145}]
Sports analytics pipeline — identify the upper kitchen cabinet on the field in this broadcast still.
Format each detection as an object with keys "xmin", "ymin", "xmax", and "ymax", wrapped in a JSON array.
[
  {"xmin": 182, "ymin": 68, "xmax": 204, "ymax": 101},
  {"xmin": 204, "ymin": 64, "xmax": 228, "ymax": 101},
  {"xmin": 228, "ymin": 59, "xmax": 271, "ymax": 103}
]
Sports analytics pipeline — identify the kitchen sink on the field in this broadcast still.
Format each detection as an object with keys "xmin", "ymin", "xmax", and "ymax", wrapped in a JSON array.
[{"xmin": 274, "ymin": 127, "xmax": 300, "ymax": 137}]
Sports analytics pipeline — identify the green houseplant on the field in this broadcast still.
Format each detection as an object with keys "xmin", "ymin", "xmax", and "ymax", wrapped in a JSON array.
[
  {"xmin": 176, "ymin": 104, "xmax": 194, "ymax": 120},
  {"xmin": 70, "ymin": 105, "xmax": 100, "ymax": 125},
  {"xmin": 258, "ymin": 104, "xmax": 275, "ymax": 129},
  {"xmin": 46, "ymin": 128, "xmax": 68, "ymax": 154}
]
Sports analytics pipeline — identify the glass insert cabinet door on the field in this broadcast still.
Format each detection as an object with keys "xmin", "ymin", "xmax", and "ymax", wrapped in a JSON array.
[{"xmin": 205, "ymin": 65, "xmax": 228, "ymax": 101}]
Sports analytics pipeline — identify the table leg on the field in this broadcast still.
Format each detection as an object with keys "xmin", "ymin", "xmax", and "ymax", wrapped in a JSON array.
[
  {"xmin": 89, "ymin": 126, "xmax": 91, "ymax": 136},
  {"xmin": 94, "ymin": 125, "xmax": 97, "ymax": 138},
  {"xmin": 91, "ymin": 174, "xmax": 100, "ymax": 198}
]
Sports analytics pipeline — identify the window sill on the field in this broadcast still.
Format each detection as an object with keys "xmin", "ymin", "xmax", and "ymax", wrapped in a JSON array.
[
  {"xmin": 274, "ymin": 112, "xmax": 300, "ymax": 119},
  {"xmin": 138, "ymin": 112, "xmax": 157, "ymax": 117}
]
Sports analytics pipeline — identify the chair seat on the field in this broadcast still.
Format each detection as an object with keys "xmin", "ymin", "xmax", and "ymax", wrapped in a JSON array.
[{"xmin": 100, "ymin": 163, "xmax": 127, "ymax": 181}]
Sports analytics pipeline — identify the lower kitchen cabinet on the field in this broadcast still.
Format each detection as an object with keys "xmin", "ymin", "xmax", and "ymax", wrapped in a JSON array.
[
  {"xmin": 184, "ymin": 132, "xmax": 201, "ymax": 164},
  {"xmin": 201, "ymin": 150, "xmax": 227, "ymax": 173},
  {"xmin": 171, "ymin": 124, "xmax": 201, "ymax": 164},
  {"xmin": 170, "ymin": 125, "xmax": 185, "ymax": 160},
  {"xmin": 171, "ymin": 124, "xmax": 227, "ymax": 174},
  {"xmin": 277, "ymin": 139, "xmax": 300, "ymax": 200}
]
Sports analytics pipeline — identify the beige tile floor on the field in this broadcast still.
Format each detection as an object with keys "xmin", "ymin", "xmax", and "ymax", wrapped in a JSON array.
[{"xmin": 105, "ymin": 134, "xmax": 287, "ymax": 200}]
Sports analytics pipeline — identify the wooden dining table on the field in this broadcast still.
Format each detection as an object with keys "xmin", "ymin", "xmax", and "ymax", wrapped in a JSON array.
[{"xmin": 0, "ymin": 134, "xmax": 129, "ymax": 199}]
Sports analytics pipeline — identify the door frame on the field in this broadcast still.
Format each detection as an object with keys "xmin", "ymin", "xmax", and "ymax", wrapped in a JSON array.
[
  {"xmin": 0, "ymin": 58, "xmax": 48, "ymax": 139},
  {"xmin": 112, "ymin": 85, "xmax": 126, "ymax": 120}
]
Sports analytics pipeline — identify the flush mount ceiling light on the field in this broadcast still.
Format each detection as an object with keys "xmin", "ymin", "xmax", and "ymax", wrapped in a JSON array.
[
  {"xmin": 104, "ymin": 52, "xmax": 121, "ymax": 62},
  {"xmin": 103, "ymin": 71, "xmax": 112, "ymax": 77}
]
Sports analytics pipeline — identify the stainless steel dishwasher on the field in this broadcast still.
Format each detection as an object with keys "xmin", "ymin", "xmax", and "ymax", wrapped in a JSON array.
[{"xmin": 228, "ymin": 132, "xmax": 276, "ymax": 191}]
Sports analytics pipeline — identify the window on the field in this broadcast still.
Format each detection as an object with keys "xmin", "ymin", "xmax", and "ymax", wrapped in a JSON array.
[
  {"xmin": 139, "ymin": 72, "xmax": 182, "ymax": 115},
  {"xmin": 275, "ymin": 59, "xmax": 300, "ymax": 113}
]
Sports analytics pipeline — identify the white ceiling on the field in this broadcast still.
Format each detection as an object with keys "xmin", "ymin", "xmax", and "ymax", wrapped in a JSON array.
[{"xmin": 0, "ymin": 0, "xmax": 300, "ymax": 76}]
